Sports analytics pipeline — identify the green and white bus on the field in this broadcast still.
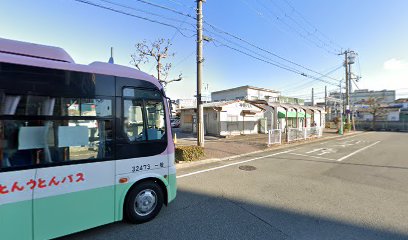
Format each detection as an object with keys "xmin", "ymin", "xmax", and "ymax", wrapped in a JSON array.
[{"xmin": 0, "ymin": 38, "xmax": 177, "ymax": 239}]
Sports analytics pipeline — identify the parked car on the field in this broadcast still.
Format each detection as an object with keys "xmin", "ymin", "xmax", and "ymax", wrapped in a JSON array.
[{"xmin": 170, "ymin": 118, "xmax": 180, "ymax": 128}]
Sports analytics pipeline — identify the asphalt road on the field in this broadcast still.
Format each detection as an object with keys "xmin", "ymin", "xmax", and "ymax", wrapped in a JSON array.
[{"xmin": 62, "ymin": 131, "xmax": 408, "ymax": 240}]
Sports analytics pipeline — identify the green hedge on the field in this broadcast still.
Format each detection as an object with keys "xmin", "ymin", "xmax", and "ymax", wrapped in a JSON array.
[
  {"xmin": 175, "ymin": 146, "xmax": 204, "ymax": 162},
  {"xmin": 344, "ymin": 123, "xmax": 352, "ymax": 131}
]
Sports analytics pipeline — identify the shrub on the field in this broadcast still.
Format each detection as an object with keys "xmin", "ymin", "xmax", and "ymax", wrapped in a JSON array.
[
  {"xmin": 175, "ymin": 146, "xmax": 204, "ymax": 162},
  {"xmin": 344, "ymin": 123, "xmax": 352, "ymax": 131}
]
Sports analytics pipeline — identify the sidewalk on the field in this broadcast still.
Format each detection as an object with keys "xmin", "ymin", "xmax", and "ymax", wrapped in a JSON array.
[{"xmin": 174, "ymin": 128, "xmax": 361, "ymax": 168}]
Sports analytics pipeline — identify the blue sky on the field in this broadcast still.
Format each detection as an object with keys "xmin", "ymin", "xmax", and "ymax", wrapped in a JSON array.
[{"xmin": 1, "ymin": 0, "xmax": 408, "ymax": 101}]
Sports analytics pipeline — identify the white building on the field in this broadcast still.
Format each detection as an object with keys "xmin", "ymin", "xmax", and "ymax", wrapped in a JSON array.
[
  {"xmin": 352, "ymin": 89, "xmax": 395, "ymax": 104},
  {"xmin": 179, "ymin": 100, "xmax": 265, "ymax": 136},
  {"xmin": 211, "ymin": 85, "xmax": 280, "ymax": 102}
]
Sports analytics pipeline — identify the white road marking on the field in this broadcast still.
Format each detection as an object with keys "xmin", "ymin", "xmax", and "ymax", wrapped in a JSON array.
[
  {"xmin": 306, "ymin": 148, "xmax": 323, "ymax": 154},
  {"xmin": 177, "ymin": 149, "xmax": 299, "ymax": 179},
  {"xmin": 289, "ymin": 153, "xmax": 337, "ymax": 161},
  {"xmin": 337, "ymin": 141, "xmax": 381, "ymax": 162},
  {"xmin": 337, "ymin": 132, "xmax": 370, "ymax": 141},
  {"xmin": 317, "ymin": 148, "xmax": 336, "ymax": 155}
]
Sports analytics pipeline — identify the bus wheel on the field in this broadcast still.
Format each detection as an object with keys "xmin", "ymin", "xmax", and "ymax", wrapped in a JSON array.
[{"xmin": 125, "ymin": 181, "xmax": 164, "ymax": 223}]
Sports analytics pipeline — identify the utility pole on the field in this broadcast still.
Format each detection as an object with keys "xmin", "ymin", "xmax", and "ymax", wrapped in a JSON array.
[
  {"xmin": 325, "ymin": 85, "xmax": 327, "ymax": 120},
  {"xmin": 196, "ymin": 0, "xmax": 205, "ymax": 147},
  {"xmin": 311, "ymin": 88, "xmax": 314, "ymax": 106},
  {"xmin": 344, "ymin": 50, "xmax": 350, "ymax": 125},
  {"xmin": 339, "ymin": 81, "xmax": 343, "ymax": 135}
]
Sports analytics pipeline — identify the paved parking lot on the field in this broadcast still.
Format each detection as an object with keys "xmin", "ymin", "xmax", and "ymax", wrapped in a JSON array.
[{"xmin": 62, "ymin": 131, "xmax": 408, "ymax": 240}]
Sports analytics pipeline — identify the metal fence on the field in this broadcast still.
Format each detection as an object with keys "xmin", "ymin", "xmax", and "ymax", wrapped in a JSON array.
[
  {"xmin": 355, "ymin": 121, "xmax": 408, "ymax": 132},
  {"xmin": 287, "ymin": 128, "xmax": 304, "ymax": 142},
  {"xmin": 304, "ymin": 127, "xmax": 323, "ymax": 139},
  {"xmin": 267, "ymin": 129, "xmax": 282, "ymax": 145},
  {"xmin": 268, "ymin": 127, "xmax": 323, "ymax": 145},
  {"xmin": 287, "ymin": 127, "xmax": 323, "ymax": 142}
]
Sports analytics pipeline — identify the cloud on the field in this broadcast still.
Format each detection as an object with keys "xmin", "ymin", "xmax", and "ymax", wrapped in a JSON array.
[{"xmin": 383, "ymin": 58, "xmax": 408, "ymax": 70}]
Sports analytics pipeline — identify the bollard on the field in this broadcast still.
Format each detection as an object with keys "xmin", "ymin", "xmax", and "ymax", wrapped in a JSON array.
[{"xmin": 173, "ymin": 133, "xmax": 177, "ymax": 144}]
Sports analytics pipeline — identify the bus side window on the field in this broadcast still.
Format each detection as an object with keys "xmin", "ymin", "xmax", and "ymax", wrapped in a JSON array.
[
  {"xmin": 145, "ymin": 100, "xmax": 166, "ymax": 140},
  {"xmin": 123, "ymin": 100, "xmax": 145, "ymax": 142}
]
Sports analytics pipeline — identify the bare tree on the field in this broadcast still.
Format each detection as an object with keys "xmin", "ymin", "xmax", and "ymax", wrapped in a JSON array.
[
  {"xmin": 365, "ymin": 97, "xmax": 387, "ymax": 129},
  {"xmin": 131, "ymin": 38, "xmax": 182, "ymax": 87}
]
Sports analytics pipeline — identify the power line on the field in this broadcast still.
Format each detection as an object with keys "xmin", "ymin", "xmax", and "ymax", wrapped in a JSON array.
[
  {"xmin": 204, "ymin": 28, "xmax": 305, "ymax": 74},
  {"xmin": 76, "ymin": 0, "xmax": 342, "ymax": 88},
  {"xmin": 205, "ymin": 21, "xmax": 341, "ymax": 83},
  {"xmin": 99, "ymin": 0, "xmax": 196, "ymax": 28},
  {"xmin": 133, "ymin": 0, "xmax": 196, "ymax": 20},
  {"xmin": 280, "ymin": 65, "xmax": 343, "ymax": 92},
  {"xmin": 212, "ymin": 39, "xmax": 339, "ymax": 86},
  {"xmin": 164, "ymin": 0, "xmax": 196, "ymax": 11},
  {"xmin": 73, "ymin": 0, "xmax": 196, "ymax": 38},
  {"xmin": 256, "ymin": 0, "xmax": 340, "ymax": 54},
  {"xmin": 94, "ymin": 0, "xmax": 342, "ymax": 84},
  {"xmin": 281, "ymin": 0, "xmax": 343, "ymax": 50}
]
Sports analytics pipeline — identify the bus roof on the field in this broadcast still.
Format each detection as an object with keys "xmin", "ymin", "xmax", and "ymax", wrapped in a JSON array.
[{"xmin": 0, "ymin": 38, "xmax": 162, "ymax": 89}]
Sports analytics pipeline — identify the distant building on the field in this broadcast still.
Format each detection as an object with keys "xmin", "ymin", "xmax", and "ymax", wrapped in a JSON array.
[
  {"xmin": 211, "ymin": 85, "xmax": 280, "ymax": 102},
  {"xmin": 211, "ymin": 85, "xmax": 303, "ymax": 105},
  {"xmin": 175, "ymin": 99, "xmax": 197, "ymax": 109},
  {"xmin": 351, "ymin": 89, "xmax": 395, "ymax": 104}
]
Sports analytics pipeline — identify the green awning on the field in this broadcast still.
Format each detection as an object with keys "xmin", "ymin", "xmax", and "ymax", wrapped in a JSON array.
[{"xmin": 278, "ymin": 111, "xmax": 311, "ymax": 118}]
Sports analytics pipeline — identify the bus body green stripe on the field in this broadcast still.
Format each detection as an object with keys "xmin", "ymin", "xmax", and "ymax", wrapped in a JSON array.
[
  {"xmin": 0, "ymin": 175, "xmax": 176, "ymax": 240},
  {"xmin": 167, "ymin": 173, "xmax": 177, "ymax": 203},
  {"xmin": 33, "ymin": 186, "xmax": 115, "ymax": 240},
  {"xmin": 0, "ymin": 200, "xmax": 33, "ymax": 240}
]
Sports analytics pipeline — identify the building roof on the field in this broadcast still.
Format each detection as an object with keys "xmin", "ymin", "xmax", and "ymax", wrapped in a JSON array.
[
  {"xmin": 249, "ymin": 100, "xmax": 324, "ymax": 112},
  {"xmin": 179, "ymin": 100, "xmax": 239, "ymax": 110},
  {"xmin": 180, "ymin": 100, "xmax": 267, "ymax": 111},
  {"xmin": 395, "ymin": 98, "xmax": 408, "ymax": 103},
  {"xmin": 211, "ymin": 85, "xmax": 280, "ymax": 95}
]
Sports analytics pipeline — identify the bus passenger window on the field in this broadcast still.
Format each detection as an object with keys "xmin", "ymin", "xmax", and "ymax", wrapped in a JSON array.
[
  {"xmin": 145, "ymin": 100, "xmax": 166, "ymax": 140},
  {"xmin": 124, "ymin": 100, "xmax": 145, "ymax": 142}
]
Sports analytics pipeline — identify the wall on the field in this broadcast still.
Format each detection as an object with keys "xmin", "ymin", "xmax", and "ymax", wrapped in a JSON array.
[
  {"xmin": 212, "ymin": 87, "xmax": 279, "ymax": 102},
  {"xmin": 387, "ymin": 111, "xmax": 400, "ymax": 121},
  {"xmin": 180, "ymin": 109, "xmax": 195, "ymax": 132},
  {"xmin": 219, "ymin": 102, "xmax": 264, "ymax": 136},
  {"xmin": 211, "ymin": 88, "xmax": 248, "ymax": 101}
]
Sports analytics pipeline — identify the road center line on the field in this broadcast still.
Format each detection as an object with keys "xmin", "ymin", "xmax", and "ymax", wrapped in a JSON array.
[
  {"xmin": 177, "ymin": 148, "xmax": 299, "ymax": 179},
  {"xmin": 337, "ymin": 141, "xmax": 381, "ymax": 162},
  {"xmin": 289, "ymin": 153, "xmax": 336, "ymax": 161}
]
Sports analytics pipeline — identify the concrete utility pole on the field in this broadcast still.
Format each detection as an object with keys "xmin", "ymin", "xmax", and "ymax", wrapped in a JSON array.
[
  {"xmin": 324, "ymin": 85, "xmax": 327, "ymax": 117},
  {"xmin": 344, "ymin": 50, "xmax": 350, "ymax": 125},
  {"xmin": 311, "ymin": 88, "xmax": 314, "ymax": 106},
  {"xmin": 196, "ymin": 0, "xmax": 205, "ymax": 147},
  {"xmin": 339, "ymin": 81, "xmax": 343, "ymax": 135}
]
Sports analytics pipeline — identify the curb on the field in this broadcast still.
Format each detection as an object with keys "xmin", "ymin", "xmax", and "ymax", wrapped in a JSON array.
[{"xmin": 175, "ymin": 131, "xmax": 365, "ymax": 170}]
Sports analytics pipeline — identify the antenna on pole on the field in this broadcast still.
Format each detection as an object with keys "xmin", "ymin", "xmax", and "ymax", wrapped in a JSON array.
[{"xmin": 108, "ymin": 47, "xmax": 114, "ymax": 64}]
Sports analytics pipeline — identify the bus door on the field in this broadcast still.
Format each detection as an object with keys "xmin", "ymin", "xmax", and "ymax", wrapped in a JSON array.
[{"xmin": 32, "ymin": 120, "xmax": 115, "ymax": 240}]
